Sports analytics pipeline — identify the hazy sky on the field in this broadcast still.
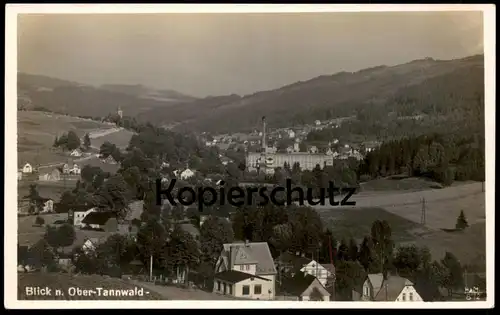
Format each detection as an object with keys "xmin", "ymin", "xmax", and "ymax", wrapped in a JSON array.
[{"xmin": 17, "ymin": 12, "xmax": 484, "ymax": 97}]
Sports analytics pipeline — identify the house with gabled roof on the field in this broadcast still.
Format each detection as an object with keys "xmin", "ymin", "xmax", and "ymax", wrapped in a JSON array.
[
  {"xmin": 277, "ymin": 273, "xmax": 331, "ymax": 301},
  {"xmin": 275, "ymin": 252, "xmax": 334, "ymax": 287},
  {"xmin": 22, "ymin": 163, "xmax": 33, "ymax": 174},
  {"xmin": 353, "ymin": 273, "xmax": 423, "ymax": 302},
  {"xmin": 81, "ymin": 211, "xmax": 118, "ymax": 232},
  {"xmin": 214, "ymin": 241, "xmax": 277, "ymax": 300}
]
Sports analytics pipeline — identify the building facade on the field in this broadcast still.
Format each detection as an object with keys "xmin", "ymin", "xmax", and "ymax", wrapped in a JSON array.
[
  {"xmin": 214, "ymin": 241, "xmax": 277, "ymax": 300},
  {"xmin": 246, "ymin": 119, "xmax": 334, "ymax": 175}
]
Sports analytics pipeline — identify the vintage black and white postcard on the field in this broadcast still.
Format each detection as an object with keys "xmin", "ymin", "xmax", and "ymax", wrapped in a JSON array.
[{"xmin": 4, "ymin": 4, "xmax": 495, "ymax": 309}]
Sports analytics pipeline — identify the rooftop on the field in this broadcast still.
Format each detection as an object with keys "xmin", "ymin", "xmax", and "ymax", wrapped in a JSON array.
[
  {"xmin": 222, "ymin": 242, "xmax": 277, "ymax": 275},
  {"xmin": 214, "ymin": 270, "xmax": 271, "ymax": 284}
]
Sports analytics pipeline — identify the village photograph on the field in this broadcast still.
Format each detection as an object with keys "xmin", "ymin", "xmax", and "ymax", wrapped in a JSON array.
[{"xmin": 8, "ymin": 5, "xmax": 493, "ymax": 306}]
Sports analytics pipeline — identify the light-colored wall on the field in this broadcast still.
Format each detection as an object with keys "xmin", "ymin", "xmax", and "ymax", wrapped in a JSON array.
[
  {"xmin": 42, "ymin": 200, "xmax": 54, "ymax": 213},
  {"xmin": 82, "ymin": 240, "xmax": 97, "ymax": 253},
  {"xmin": 396, "ymin": 286, "xmax": 423, "ymax": 302},
  {"xmin": 234, "ymin": 277, "xmax": 274, "ymax": 300},
  {"xmin": 23, "ymin": 164, "xmax": 33, "ymax": 173},
  {"xmin": 301, "ymin": 261, "xmax": 331, "ymax": 287},
  {"xmin": 72, "ymin": 208, "xmax": 96, "ymax": 227},
  {"xmin": 246, "ymin": 152, "xmax": 333, "ymax": 171},
  {"xmin": 233, "ymin": 263, "xmax": 257, "ymax": 275},
  {"xmin": 362, "ymin": 280, "xmax": 372, "ymax": 300}
]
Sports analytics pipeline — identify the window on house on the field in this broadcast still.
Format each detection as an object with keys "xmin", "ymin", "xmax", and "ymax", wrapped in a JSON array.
[
  {"xmin": 242, "ymin": 285, "xmax": 250, "ymax": 295},
  {"xmin": 402, "ymin": 293, "xmax": 406, "ymax": 301},
  {"xmin": 223, "ymin": 283, "xmax": 227, "ymax": 294},
  {"xmin": 254, "ymin": 284, "xmax": 262, "ymax": 295},
  {"xmin": 217, "ymin": 281, "xmax": 221, "ymax": 291},
  {"xmin": 246, "ymin": 264, "xmax": 250, "ymax": 271},
  {"xmin": 409, "ymin": 293, "xmax": 413, "ymax": 301},
  {"xmin": 239, "ymin": 265, "xmax": 244, "ymax": 271},
  {"xmin": 228, "ymin": 285, "xmax": 232, "ymax": 295}
]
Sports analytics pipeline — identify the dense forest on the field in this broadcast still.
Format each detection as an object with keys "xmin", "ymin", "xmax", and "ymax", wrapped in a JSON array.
[{"xmin": 358, "ymin": 133, "xmax": 485, "ymax": 185}]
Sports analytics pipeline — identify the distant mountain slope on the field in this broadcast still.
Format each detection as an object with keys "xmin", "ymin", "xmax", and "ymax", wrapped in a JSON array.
[
  {"xmin": 17, "ymin": 73, "xmax": 195, "ymax": 117},
  {"xmin": 100, "ymin": 84, "xmax": 197, "ymax": 102},
  {"xmin": 137, "ymin": 55, "xmax": 484, "ymax": 134}
]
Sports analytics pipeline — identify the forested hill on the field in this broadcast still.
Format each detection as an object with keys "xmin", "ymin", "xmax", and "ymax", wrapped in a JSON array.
[
  {"xmin": 17, "ymin": 73, "xmax": 196, "ymax": 117},
  {"xmin": 137, "ymin": 54, "xmax": 484, "ymax": 136}
]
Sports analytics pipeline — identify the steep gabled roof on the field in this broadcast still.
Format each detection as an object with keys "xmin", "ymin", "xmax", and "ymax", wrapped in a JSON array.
[
  {"xmin": 222, "ymin": 242, "xmax": 277, "ymax": 275},
  {"xmin": 82, "ymin": 211, "xmax": 116, "ymax": 225},
  {"xmin": 276, "ymin": 252, "xmax": 313, "ymax": 271},
  {"xmin": 367, "ymin": 273, "xmax": 414, "ymax": 301},
  {"xmin": 279, "ymin": 273, "xmax": 330, "ymax": 297}
]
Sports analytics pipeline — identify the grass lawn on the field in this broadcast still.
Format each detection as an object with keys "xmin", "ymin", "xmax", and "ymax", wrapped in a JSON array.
[
  {"xmin": 18, "ymin": 273, "xmax": 164, "ymax": 300},
  {"xmin": 90, "ymin": 129, "xmax": 135, "ymax": 150}
]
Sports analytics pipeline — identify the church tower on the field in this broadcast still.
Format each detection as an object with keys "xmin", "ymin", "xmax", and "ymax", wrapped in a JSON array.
[{"xmin": 117, "ymin": 107, "xmax": 123, "ymax": 119}]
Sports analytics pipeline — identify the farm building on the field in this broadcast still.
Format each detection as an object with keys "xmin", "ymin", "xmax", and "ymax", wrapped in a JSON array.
[
  {"xmin": 69, "ymin": 207, "xmax": 97, "ymax": 227},
  {"xmin": 81, "ymin": 211, "xmax": 118, "ymax": 232},
  {"xmin": 70, "ymin": 149, "xmax": 83, "ymax": 157},
  {"xmin": 62, "ymin": 163, "xmax": 81, "ymax": 175},
  {"xmin": 22, "ymin": 163, "xmax": 33, "ymax": 174},
  {"xmin": 39, "ymin": 198, "xmax": 55, "ymax": 214}
]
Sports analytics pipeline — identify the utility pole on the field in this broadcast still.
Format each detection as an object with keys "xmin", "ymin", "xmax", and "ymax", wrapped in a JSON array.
[{"xmin": 149, "ymin": 230, "xmax": 154, "ymax": 282}]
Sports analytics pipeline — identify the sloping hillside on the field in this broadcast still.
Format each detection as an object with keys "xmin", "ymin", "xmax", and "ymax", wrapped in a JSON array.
[
  {"xmin": 17, "ymin": 73, "xmax": 194, "ymax": 117},
  {"xmin": 138, "ymin": 55, "xmax": 484, "ymax": 134},
  {"xmin": 100, "ymin": 84, "xmax": 196, "ymax": 102}
]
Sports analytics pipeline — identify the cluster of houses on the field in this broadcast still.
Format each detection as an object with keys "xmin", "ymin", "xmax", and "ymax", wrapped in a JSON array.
[
  {"xmin": 211, "ymin": 240, "xmax": 423, "ymax": 302},
  {"xmin": 201, "ymin": 118, "xmax": 380, "ymax": 169}
]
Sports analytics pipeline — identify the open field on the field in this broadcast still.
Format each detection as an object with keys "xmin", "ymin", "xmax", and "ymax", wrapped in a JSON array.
[
  {"xmin": 89, "ymin": 128, "xmax": 135, "ymax": 150},
  {"xmin": 17, "ymin": 111, "xmax": 114, "ymax": 166},
  {"xmin": 18, "ymin": 273, "xmax": 164, "ymax": 300},
  {"xmin": 359, "ymin": 177, "xmax": 443, "ymax": 192},
  {"xmin": 315, "ymin": 182, "xmax": 486, "ymax": 269},
  {"xmin": 18, "ymin": 181, "xmax": 76, "ymax": 203},
  {"xmin": 18, "ymin": 212, "xmax": 121, "ymax": 249}
]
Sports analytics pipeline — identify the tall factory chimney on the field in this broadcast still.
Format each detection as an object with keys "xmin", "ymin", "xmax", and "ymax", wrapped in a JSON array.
[{"xmin": 261, "ymin": 116, "xmax": 267, "ymax": 152}]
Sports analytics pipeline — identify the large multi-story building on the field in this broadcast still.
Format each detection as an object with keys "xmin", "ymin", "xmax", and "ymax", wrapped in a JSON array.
[{"xmin": 246, "ymin": 118, "xmax": 334, "ymax": 175}]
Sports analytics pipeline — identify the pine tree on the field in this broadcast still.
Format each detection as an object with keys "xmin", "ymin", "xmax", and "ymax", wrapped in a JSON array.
[
  {"xmin": 83, "ymin": 133, "xmax": 91, "ymax": 150},
  {"xmin": 455, "ymin": 210, "xmax": 469, "ymax": 230}
]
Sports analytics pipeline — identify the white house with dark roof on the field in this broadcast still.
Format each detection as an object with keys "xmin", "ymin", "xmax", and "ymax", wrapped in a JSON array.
[
  {"xmin": 214, "ymin": 241, "xmax": 277, "ymax": 300},
  {"xmin": 275, "ymin": 252, "xmax": 334, "ymax": 287},
  {"xmin": 353, "ymin": 273, "xmax": 423, "ymax": 302},
  {"xmin": 22, "ymin": 163, "xmax": 33, "ymax": 174}
]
